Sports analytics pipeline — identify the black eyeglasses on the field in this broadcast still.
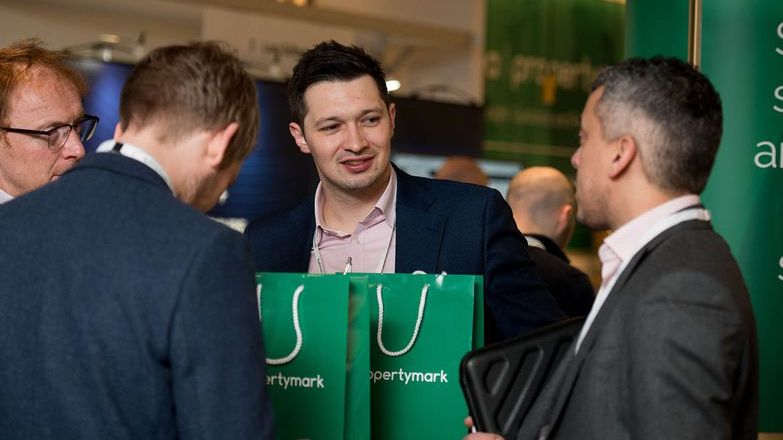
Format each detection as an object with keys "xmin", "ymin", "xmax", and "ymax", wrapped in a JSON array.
[{"xmin": 0, "ymin": 114, "xmax": 99, "ymax": 151}]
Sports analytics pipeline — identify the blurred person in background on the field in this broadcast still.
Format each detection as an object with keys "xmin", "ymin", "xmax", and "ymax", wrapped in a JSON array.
[
  {"xmin": 506, "ymin": 166, "xmax": 594, "ymax": 317},
  {"xmin": 434, "ymin": 155, "xmax": 489, "ymax": 186}
]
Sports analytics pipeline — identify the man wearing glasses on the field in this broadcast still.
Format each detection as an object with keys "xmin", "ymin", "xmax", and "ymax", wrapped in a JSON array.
[{"xmin": 0, "ymin": 39, "xmax": 98, "ymax": 203}]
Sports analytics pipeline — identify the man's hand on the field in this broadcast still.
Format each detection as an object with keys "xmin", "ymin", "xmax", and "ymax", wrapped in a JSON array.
[{"xmin": 463, "ymin": 416, "xmax": 505, "ymax": 440}]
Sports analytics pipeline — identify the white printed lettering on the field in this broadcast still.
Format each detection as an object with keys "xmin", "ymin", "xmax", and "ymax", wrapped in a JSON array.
[
  {"xmin": 774, "ymin": 86, "xmax": 783, "ymax": 113},
  {"xmin": 370, "ymin": 369, "xmax": 449, "ymax": 385},
  {"xmin": 266, "ymin": 373, "xmax": 325, "ymax": 389},
  {"xmin": 777, "ymin": 22, "xmax": 783, "ymax": 56},
  {"xmin": 755, "ymin": 141, "xmax": 779, "ymax": 168},
  {"xmin": 778, "ymin": 256, "xmax": 783, "ymax": 281}
]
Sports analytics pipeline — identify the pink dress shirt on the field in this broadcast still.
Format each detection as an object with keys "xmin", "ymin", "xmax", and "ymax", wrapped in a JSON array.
[{"xmin": 308, "ymin": 169, "xmax": 397, "ymax": 274}]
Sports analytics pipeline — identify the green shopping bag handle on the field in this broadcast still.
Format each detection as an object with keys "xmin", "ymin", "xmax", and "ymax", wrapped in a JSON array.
[
  {"xmin": 257, "ymin": 284, "xmax": 304, "ymax": 365},
  {"xmin": 375, "ymin": 283, "xmax": 429, "ymax": 357}
]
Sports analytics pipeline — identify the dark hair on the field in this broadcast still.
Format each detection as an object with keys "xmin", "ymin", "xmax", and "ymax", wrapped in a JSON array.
[
  {"xmin": 592, "ymin": 56, "xmax": 723, "ymax": 194},
  {"xmin": 0, "ymin": 38, "xmax": 87, "ymax": 125},
  {"xmin": 119, "ymin": 41, "xmax": 258, "ymax": 168},
  {"xmin": 288, "ymin": 40, "xmax": 389, "ymax": 126}
]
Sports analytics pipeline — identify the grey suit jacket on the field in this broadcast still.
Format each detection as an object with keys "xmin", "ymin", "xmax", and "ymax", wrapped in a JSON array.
[
  {"xmin": 519, "ymin": 220, "xmax": 758, "ymax": 440},
  {"xmin": 0, "ymin": 153, "xmax": 274, "ymax": 439}
]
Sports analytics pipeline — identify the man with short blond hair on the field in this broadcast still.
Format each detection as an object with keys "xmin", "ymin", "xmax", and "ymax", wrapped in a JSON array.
[
  {"xmin": 0, "ymin": 39, "xmax": 97, "ymax": 203},
  {"xmin": 0, "ymin": 42, "xmax": 273, "ymax": 439}
]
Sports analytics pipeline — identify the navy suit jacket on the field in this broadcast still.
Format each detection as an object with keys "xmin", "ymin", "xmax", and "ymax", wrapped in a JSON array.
[
  {"xmin": 524, "ymin": 234, "xmax": 594, "ymax": 318},
  {"xmin": 519, "ymin": 220, "xmax": 758, "ymax": 440},
  {"xmin": 0, "ymin": 153, "xmax": 274, "ymax": 439},
  {"xmin": 245, "ymin": 166, "xmax": 565, "ymax": 342}
]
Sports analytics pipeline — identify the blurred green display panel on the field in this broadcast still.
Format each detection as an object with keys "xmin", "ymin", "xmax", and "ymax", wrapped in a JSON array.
[
  {"xmin": 627, "ymin": 0, "xmax": 783, "ymax": 432},
  {"xmin": 483, "ymin": 0, "xmax": 624, "ymax": 250},
  {"xmin": 701, "ymin": 1, "xmax": 783, "ymax": 433},
  {"xmin": 483, "ymin": 0, "xmax": 624, "ymax": 170}
]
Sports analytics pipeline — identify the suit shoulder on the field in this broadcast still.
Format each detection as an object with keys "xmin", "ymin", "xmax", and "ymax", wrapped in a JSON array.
[
  {"xmin": 246, "ymin": 199, "xmax": 311, "ymax": 236},
  {"xmin": 529, "ymin": 247, "xmax": 579, "ymax": 274},
  {"xmin": 625, "ymin": 222, "xmax": 750, "ymax": 316},
  {"xmin": 648, "ymin": 222, "xmax": 740, "ymax": 275},
  {"xmin": 528, "ymin": 247, "xmax": 594, "ymax": 310},
  {"xmin": 418, "ymin": 175, "xmax": 502, "ymax": 201},
  {"xmin": 158, "ymin": 202, "xmax": 248, "ymax": 253}
]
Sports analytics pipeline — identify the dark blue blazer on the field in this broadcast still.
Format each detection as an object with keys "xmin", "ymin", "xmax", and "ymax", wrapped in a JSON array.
[
  {"xmin": 0, "ymin": 153, "xmax": 274, "ymax": 439},
  {"xmin": 524, "ymin": 234, "xmax": 594, "ymax": 318},
  {"xmin": 245, "ymin": 166, "xmax": 565, "ymax": 342}
]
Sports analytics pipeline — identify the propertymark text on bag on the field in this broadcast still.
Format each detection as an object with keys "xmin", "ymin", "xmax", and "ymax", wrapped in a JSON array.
[
  {"xmin": 266, "ymin": 372, "xmax": 325, "ymax": 390},
  {"xmin": 370, "ymin": 369, "xmax": 448, "ymax": 385}
]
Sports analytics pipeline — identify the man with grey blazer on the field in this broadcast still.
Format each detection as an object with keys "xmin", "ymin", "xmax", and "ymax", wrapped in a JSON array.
[
  {"xmin": 0, "ymin": 43, "xmax": 274, "ymax": 439},
  {"xmin": 468, "ymin": 57, "xmax": 757, "ymax": 439}
]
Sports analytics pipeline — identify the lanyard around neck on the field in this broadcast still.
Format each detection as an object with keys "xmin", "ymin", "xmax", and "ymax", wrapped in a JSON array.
[
  {"xmin": 107, "ymin": 141, "xmax": 174, "ymax": 193},
  {"xmin": 312, "ymin": 221, "xmax": 396, "ymax": 274}
]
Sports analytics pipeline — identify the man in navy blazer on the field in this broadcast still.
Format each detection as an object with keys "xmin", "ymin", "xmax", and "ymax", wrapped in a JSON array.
[
  {"xmin": 0, "ymin": 43, "xmax": 274, "ymax": 439},
  {"xmin": 468, "ymin": 57, "xmax": 757, "ymax": 440},
  {"xmin": 245, "ymin": 40, "xmax": 565, "ymax": 342}
]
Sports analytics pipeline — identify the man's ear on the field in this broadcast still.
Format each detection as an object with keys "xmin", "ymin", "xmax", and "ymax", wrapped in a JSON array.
[
  {"xmin": 388, "ymin": 102, "xmax": 396, "ymax": 138},
  {"xmin": 553, "ymin": 203, "xmax": 576, "ymax": 249},
  {"xmin": 205, "ymin": 122, "xmax": 239, "ymax": 169},
  {"xmin": 289, "ymin": 122, "xmax": 310, "ymax": 154},
  {"xmin": 608, "ymin": 134, "xmax": 636, "ymax": 179},
  {"xmin": 113, "ymin": 122, "xmax": 124, "ymax": 140},
  {"xmin": 555, "ymin": 204, "xmax": 573, "ymax": 235}
]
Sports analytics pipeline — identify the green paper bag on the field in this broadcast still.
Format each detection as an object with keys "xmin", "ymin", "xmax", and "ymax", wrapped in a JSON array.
[
  {"xmin": 367, "ymin": 273, "xmax": 484, "ymax": 440},
  {"xmin": 344, "ymin": 275, "xmax": 371, "ymax": 440},
  {"xmin": 256, "ymin": 273, "xmax": 370, "ymax": 440}
]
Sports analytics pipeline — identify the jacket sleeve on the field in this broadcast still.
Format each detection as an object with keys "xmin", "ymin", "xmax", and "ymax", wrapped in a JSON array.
[
  {"xmin": 170, "ymin": 228, "xmax": 275, "ymax": 439},
  {"xmin": 482, "ymin": 190, "xmax": 567, "ymax": 338}
]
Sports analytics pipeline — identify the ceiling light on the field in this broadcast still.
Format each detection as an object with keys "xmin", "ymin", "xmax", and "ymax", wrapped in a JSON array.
[{"xmin": 386, "ymin": 79, "xmax": 401, "ymax": 92}]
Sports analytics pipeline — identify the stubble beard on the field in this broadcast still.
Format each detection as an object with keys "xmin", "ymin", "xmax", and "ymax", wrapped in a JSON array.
[
  {"xmin": 327, "ymin": 160, "xmax": 390, "ymax": 199},
  {"xmin": 575, "ymin": 181, "xmax": 610, "ymax": 231}
]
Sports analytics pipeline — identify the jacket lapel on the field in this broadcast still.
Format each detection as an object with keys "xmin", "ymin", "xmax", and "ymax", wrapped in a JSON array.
[
  {"xmin": 393, "ymin": 167, "xmax": 446, "ymax": 274},
  {"xmin": 279, "ymin": 198, "xmax": 316, "ymax": 272}
]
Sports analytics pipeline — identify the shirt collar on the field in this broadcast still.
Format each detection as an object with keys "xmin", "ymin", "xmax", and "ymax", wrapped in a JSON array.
[
  {"xmin": 96, "ymin": 139, "xmax": 174, "ymax": 193},
  {"xmin": 313, "ymin": 166, "xmax": 398, "ymax": 235},
  {"xmin": 602, "ymin": 194, "xmax": 701, "ymax": 264},
  {"xmin": 0, "ymin": 188, "xmax": 13, "ymax": 204}
]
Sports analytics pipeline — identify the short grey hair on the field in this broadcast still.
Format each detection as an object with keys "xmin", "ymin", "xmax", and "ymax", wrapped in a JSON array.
[{"xmin": 592, "ymin": 56, "xmax": 722, "ymax": 194}]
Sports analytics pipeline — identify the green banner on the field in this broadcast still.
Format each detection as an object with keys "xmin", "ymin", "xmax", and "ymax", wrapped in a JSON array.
[
  {"xmin": 483, "ymin": 0, "xmax": 624, "ymax": 171},
  {"xmin": 627, "ymin": 0, "xmax": 783, "ymax": 432},
  {"xmin": 484, "ymin": 0, "xmax": 624, "ymax": 249}
]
